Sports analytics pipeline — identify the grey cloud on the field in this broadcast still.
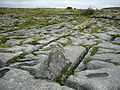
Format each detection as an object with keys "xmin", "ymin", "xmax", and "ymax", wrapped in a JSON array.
[{"xmin": 0, "ymin": 0, "xmax": 120, "ymax": 9}]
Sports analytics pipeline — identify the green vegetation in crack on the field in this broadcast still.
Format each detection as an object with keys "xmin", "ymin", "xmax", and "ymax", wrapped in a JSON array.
[
  {"xmin": 79, "ymin": 41, "xmax": 101, "ymax": 49},
  {"xmin": 58, "ymin": 25, "xmax": 66, "ymax": 29},
  {"xmin": 26, "ymin": 38, "xmax": 45, "ymax": 45},
  {"xmin": 54, "ymin": 68, "xmax": 74, "ymax": 85},
  {"xmin": 83, "ymin": 58, "xmax": 91, "ymax": 64},
  {"xmin": 61, "ymin": 38, "xmax": 73, "ymax": 47},
  {"xmin": 0, "ymin": 50, "xmax": 16, "ymax": 53},
  {"xmin": 90, "ymin": 47, "xmax": 99, "ymax": 56},
  {"xmin": 55, "ymin": 31, "xmax": 63, "ymax": 34},
  {"xmin": 42, "ymin": 47, "xmax": 53, "ymax": 51},
  {"xmin": 109, "ymin": 34, "xmax": 120, "ymax": 41},
  {"xmin": 5, "ymin": 53, "xmax": 28, "ymax": 66},
  {"xmin": 0, "ymin": 36, "xmax": 10, "ymax": 44},
  {"xmin": 112, "ymin": 42, "xmax": 120, "ymax": 45},
  {"xmin": 0, "ymin": 44, "xmax": 11, "ymax": 48}
]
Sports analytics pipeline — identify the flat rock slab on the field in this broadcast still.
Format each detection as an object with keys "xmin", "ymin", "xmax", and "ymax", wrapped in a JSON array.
[
  {"xmin": 94, "ymin": 33, "xmax": 112, "ymax": 41},
  {"xmin": 10, "ymin": 53, "xmax": 48, "ymax": 69},
  {"xmin": 97, "ymin": 42, "xmax": 120, "ymax": 50},
  {"xmin": 86, "ymin": 46, "xmax": 120, "ymax": 65},
  {"xmin": 66, "ymin": 67, "xmax": 120, "ymax": 90},
  {"xmin": 0, "ymin": 68, "xmax": 74, "ymax": 90},
  {"xmin": 64, "ymin": 45, "xmax": 86, "ymax": 63},
  {"xmin": 87, "ymin": 60, "xmax": 116, "ymax": 70},
  {"xmin": 0, "ymin": 52, "xmax": 22, "ymax": 63},
  {"xmin": 87, "ymin": 53, "xmax": 120, "ymax": 64},
  {"xmin": 5, "ymin": 39, "xmax": 23, "ymax": 46},
  {"xmin": 0, "ymin": 44, "xmax": 40, "ymax": 53},
  {"xmin": 112, "ymin": 37, "xmax": 120, "ymax": 43},
  {"xmin": 23, "ymin": 38, "xmax": 34, "ymax": 43}
]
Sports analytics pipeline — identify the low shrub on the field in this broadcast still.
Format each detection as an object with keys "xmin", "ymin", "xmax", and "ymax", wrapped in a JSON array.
[
  {"xmin": 67, "ymin": 7, "xmax": 73, "ymax": 9},
  {"xmin": 81, "ymin": 7, "xmax": 95, "ymax": 16}
]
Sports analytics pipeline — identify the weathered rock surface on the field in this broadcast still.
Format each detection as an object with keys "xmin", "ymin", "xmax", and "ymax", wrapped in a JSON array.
[
  {"xmin": 5, "ymin": 39, "xmax": 22, "ymax": 46},
  {"xmin": 0, "ymin": 52, "xmax": 22, "ymax": 63},
  {"xmin": 112, "ymin": 37, "xmax": 120, "ymax": 43},
  {"xmin": 94, "ymin": 33, "xmax": 112, "ymax": 41},
  {"xmin": 91, "ymin": 14, "xmax": 113, "ymax": 19},
  {"xmin": 0, "ymin": 68, "xmax": 74, "ymax": 90},
  {"xmin": 91, "ymin": 14, "xmax": 120, "ymax": 20},
  {"xmin": 0, "ymin": 44, "xmax": 41, "ymax": 53},
  {"xmin": 66, "ymin": 67, "xmax": 120, "ymax": 90},
  {"xmin": 87, "ymin": 60, "xmax": 116, "ymax": 70},
  {"xmin": 0, "ymin": 8, "xmax": 120, "ymax": 90},
  {"xmin": 10, "ymin": 44, "xmax": 72, "ymax": 80},
  {"xmin": 64, "ymin": 45, "xmax": 88, "ymax": 71},
  {"xmin": 35, "ymin": 44, "xmax": 71, "ymax": 80}
]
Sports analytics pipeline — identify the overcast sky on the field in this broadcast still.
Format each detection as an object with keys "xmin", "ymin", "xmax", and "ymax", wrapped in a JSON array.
[{"xmin": 0, "ymin": 0, "xmax": 120, "ymax": 9}]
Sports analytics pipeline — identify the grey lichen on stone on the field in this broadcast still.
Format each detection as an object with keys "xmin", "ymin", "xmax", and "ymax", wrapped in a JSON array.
[{"xmin": 35, "ymin": 43, "xmax": 71, "ymax": 80}]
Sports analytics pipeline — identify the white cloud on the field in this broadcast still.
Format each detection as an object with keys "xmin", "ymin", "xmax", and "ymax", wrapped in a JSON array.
[{"xmin": 0, "ymin": 0, "xmax": 120, "ymax": 9}]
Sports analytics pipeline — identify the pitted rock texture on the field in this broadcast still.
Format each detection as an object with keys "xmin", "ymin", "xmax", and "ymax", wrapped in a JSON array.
[
  {"xmin": 66, "ymin": 67, "xmax": 120, "ymax": 90},
  {"xmin": 0, "ymin": 68, "xmax": 75, "ymax": 90}
]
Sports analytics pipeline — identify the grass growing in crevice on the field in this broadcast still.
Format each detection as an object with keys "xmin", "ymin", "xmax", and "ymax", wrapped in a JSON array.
[
  {"xmin": 54, "ymin": 31, "xmax": 63, "ymax": 34},
  {"xmin": 55, "ymin": 47, "xmax": 89, "ymax": 85},
  {"xmin": 58, "ymin": 25, "xmax": 66, "ymax": 29},
  {"xmin": 0, "ymin": 44, "xmax": 11, "ymax": 48},
  {"xmin": 54, "ymin": 70, "xmax": 74, "ymax": 85},
  {"xmin": 79, "ymin": 41, "xmax": 100, "ymax": 50},
  {"xmin": 5, "ymin": 52, "xmax": 28, "ymax": 66},
  {"xmin": 27, "ymin": 38, "xmax": 45, "ymax": 45},
  {"xmin": 109, "ymin": 34, "xmax": 120, "ymax": 41},
  {"xmin": 46, "ymin": 34, "xmax": 73, "ymax": 46},
  {"xmin": 83, "ymin": 58, "xmax": 92, "ymax": 64},
  {"xmin": 0, "ymin": 50, "xmax": 16, "ymax": 53},
  {"xmin": 61, "ymin": 38, "xmax": 73, "ymax": 47},
  {"xmin": 42, "ymin": 47, "xmax": 53, "ymax": 51},
  {"xmin": 112, "ymin": 42, "xmax": 120, "ymax": 45},
  {"xmin": 12, "ymin": 37, "xmax": 27, "ymax": 40},
  {"xmin": 113, "ymin": 62, "xmax": 120, "ymax": 66},
  {"xmin": 0, "ymin": 36, "xmax": 10, "ymax": 44},
  {"xmin": 53, "ymin": 62, "xmax": 74, "ymax": 86},
  {"xmin": 90, "ymin": 47, "xmax": 99, "ymax": 56},
  {"xmin": 31, "ymin": 52, "xmax": 37, "ymax": 56}
]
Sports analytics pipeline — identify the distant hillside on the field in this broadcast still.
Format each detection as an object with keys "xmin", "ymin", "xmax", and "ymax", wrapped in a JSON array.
[
  {"xmin": 101, "ymin": 7, "xmax": 120, "ymax": 12},
  {"xmin": 0, "ymin": 7, "xmax": 8, "ymax": 8},
  {"xmin": 102, "ymin": 7, "xmax": 120, "ymax": 9}
]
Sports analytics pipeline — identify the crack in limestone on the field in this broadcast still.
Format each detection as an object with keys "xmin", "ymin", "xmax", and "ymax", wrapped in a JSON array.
[{"xmin": 55, "ymin": 47, "xmax": 89, "ymax": 85}]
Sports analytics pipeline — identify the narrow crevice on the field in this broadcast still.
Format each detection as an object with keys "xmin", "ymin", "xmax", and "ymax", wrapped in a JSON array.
[
  {"xmin": 110, "ymin": 34, "xmax": 120, "ymax": 41},
  {"xmin": 0, "ymin": 68, "xmax": 10, "ymax": 78},
  {"xmin": 55, "ymin": 47, "xmax": 90, "ymax": 86},
  {"xmin": 69, "ymin": 47, "xmax": 89, "ymax": 72}
]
